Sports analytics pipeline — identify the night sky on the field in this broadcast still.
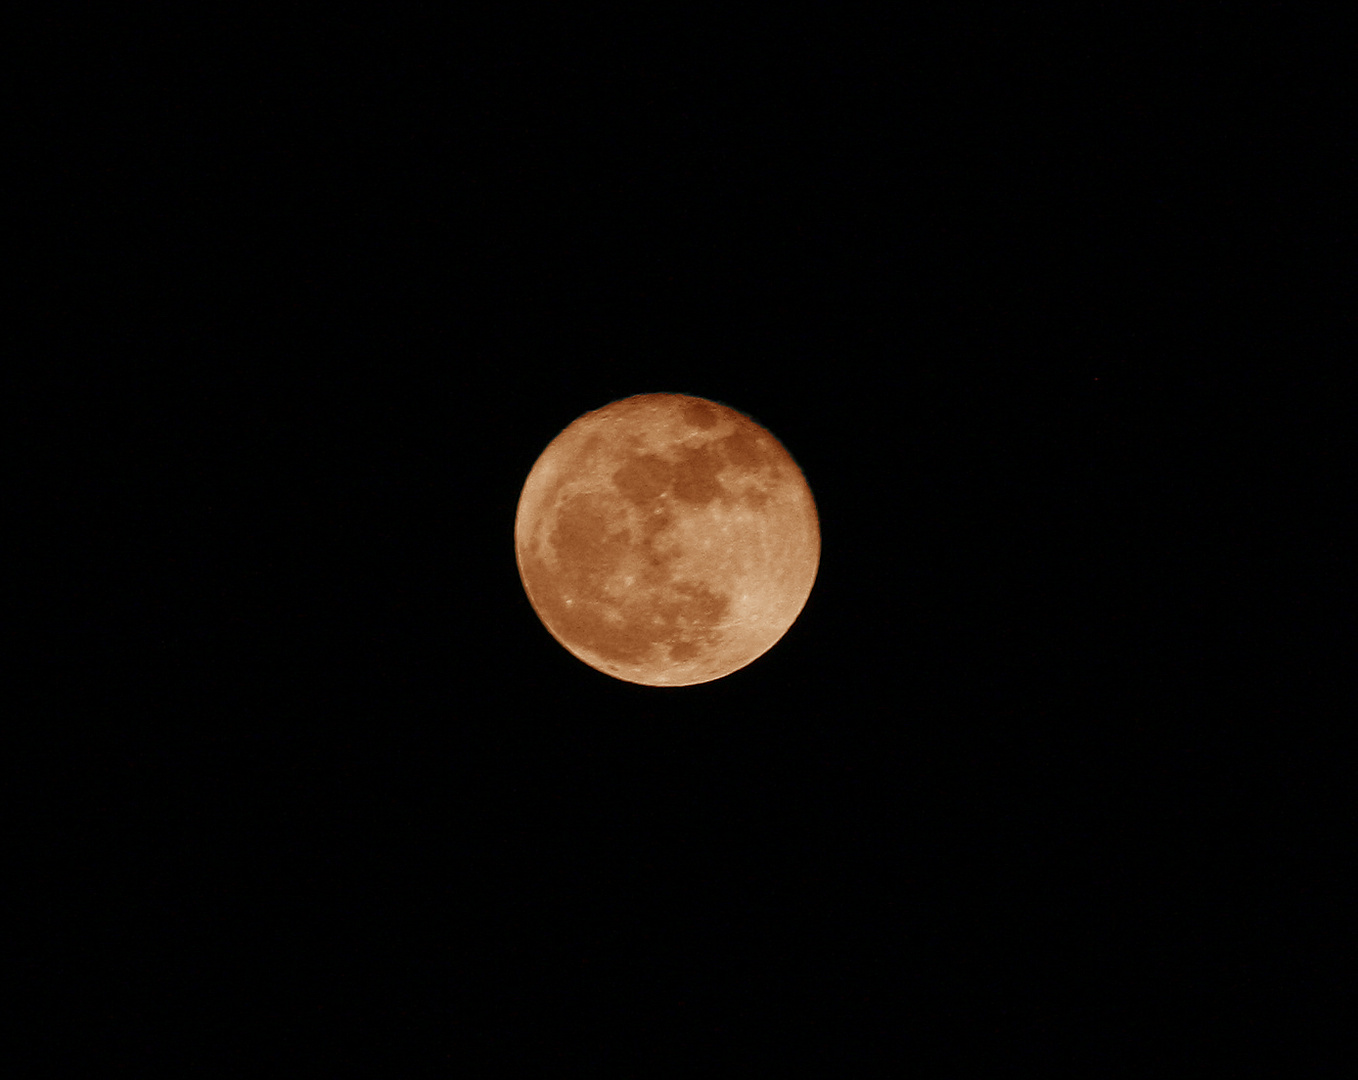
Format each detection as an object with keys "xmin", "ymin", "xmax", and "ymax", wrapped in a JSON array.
[{"xmin": 18, "ymin": 8, "xmax": 1347, "ymax": 1072}]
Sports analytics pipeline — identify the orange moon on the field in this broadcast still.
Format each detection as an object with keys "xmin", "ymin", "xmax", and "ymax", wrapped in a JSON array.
[{"xmin": 514, "ymin": 393, "xmax": 821, "ymax": 686}]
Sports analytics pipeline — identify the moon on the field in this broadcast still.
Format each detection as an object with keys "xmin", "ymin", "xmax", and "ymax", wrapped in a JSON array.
[{"xmin": 515, "ymin": 393, "xmax": 821, "ymax": 686}]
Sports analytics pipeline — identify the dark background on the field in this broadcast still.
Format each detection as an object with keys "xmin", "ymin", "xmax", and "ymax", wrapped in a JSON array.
[{"xmin": 17, "ymin": 7, "xmax": 1349, "ymax": 1073}]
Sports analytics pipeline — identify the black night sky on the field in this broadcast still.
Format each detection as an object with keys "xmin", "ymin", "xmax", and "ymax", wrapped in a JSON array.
[{"xmin": 19, "ymin": 8, "xmax": 1348, "ymax": 1072}]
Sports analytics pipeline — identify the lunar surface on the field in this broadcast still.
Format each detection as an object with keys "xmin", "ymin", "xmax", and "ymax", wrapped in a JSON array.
[{"xmin": 515, "ymin": 393, "xmax": 820, "ymax": 686}]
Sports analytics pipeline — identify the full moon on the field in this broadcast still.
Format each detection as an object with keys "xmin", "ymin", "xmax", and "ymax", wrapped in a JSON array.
[{"xmin": 515, "ymin": 393, "xmax": 820, "ymax": 686}]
